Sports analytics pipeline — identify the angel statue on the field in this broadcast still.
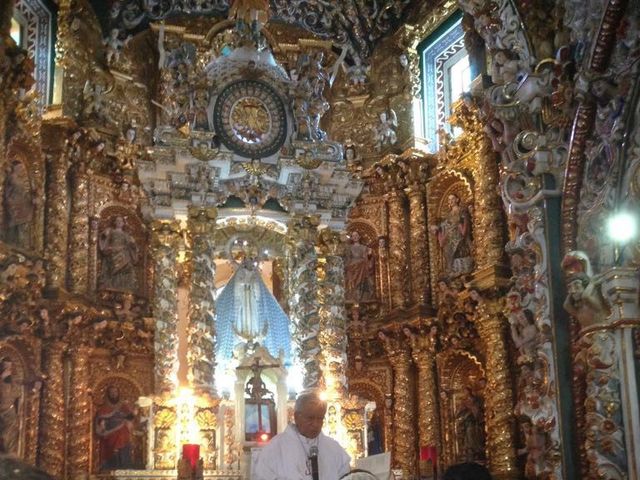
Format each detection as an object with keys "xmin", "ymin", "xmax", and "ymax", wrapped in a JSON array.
[
  {"xmin": 373, "ymin": 109, "xmax": 398, "ymax": 151},
  {"xmin": 561, "ymin": 251, "xmax": 610, "ymax": 330}
]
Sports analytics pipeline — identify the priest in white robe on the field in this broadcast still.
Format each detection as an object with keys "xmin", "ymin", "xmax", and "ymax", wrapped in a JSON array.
[{"xmin": 253, "ymin": 390, "xmax": 351, "ymax": 480}]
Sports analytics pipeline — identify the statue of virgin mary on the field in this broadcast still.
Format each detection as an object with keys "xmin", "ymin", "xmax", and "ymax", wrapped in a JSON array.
[{"xmin": 215, "ymin": 256, "xmax": 291, "ymax": 366}]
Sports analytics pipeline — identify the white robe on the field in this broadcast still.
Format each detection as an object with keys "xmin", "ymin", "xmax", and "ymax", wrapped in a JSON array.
[{"xmin": 253, "ymin": 424, "xmax": 351, "ymax": 480}]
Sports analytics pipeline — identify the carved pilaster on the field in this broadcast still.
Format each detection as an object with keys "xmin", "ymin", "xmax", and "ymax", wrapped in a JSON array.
[
  {"xmin": 287, "ymin": 215, "xmax": 321, "ymax": 388},
  {"xmin": 186, "ymin": 207, "xmax": 217, "ymax": 395},
  {"xmin": 67, "ymin": 345, "xmax": 92, "ymax": 477},
  {"xmin": 223, "ymin": 403, "xmax": 239, "ymax": 470},
  {"xmin": 407, "ymin": 186, "xmax": 431, "ymax": 306},
  {"xmin": 43, "ymin": 145, "xmax": 69, "ymax": 291},
  {"xmin": 475, "ymin": 296, "xmax": 518, "ymax": 479},
  {"xmin": 151, "ymin": 220, "xmax": 182, "ymax": 393},
  {"xmin": 37, "ymin": 341, "xmax": 65, "ymax": 477},
  {"xmin": 380, "ymin": 332, "xmax": 416, "ymax": 478},
  {"xmin": 405, "ymin": 326, "xmax": 440, "ymax": 459},
  {"xmin": 67, "ymin": 166, "xmax": 90, "ymax": 294},
  {"xmin": 386, "ymin": 191, "xmax": 411, "ymax": 309}
]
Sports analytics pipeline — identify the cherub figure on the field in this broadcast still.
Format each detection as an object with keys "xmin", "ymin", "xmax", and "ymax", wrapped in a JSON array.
[
  {"xmin": 104, "ymin": 28, "xmax": 130, "ymax": 65},
  {"xmin": 561, "ymin": 251, "xmax": 610, "ymax": 330}
]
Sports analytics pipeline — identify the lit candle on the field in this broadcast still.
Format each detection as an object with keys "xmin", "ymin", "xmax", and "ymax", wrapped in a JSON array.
[{"xmin": 182, "ymin": 443, "xmax": 200, "ymax": 469}]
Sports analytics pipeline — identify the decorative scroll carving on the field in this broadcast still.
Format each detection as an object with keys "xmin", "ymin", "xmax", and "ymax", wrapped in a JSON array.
[
  {"xmin": 151, "ymin": 220, "xmax": 182, "ymax": 393},
  {"xmin": 287, "ymin": 215, "xmax": 321, "ymax": 388},
  {"xmin": 187, "ymin": 206, "xmax": 217, "ymax": 395}
]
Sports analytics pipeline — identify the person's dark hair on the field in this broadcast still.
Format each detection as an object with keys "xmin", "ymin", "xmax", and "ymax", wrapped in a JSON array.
[
  {"xmin": 0, "ymin": 456, "xmax": 54, "ymax": 479},
  {"xmin": 443, "ymin": 462, "xmax": 492, "ymax": 480}
]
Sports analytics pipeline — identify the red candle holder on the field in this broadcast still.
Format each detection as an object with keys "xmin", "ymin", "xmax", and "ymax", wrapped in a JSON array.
[{"xmin": 182, "ymin": 443, "xmax": 200, "ymax": 469}]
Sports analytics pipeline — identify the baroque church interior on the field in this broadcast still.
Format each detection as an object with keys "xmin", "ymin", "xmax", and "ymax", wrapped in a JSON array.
[{"xmin": 1, "ymin": 0, "xmax": 640, "ymax": 478}]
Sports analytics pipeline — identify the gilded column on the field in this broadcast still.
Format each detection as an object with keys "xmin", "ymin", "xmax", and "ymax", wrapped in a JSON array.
[
  {"xmin": 380, "ymin": 331, "xmax": 416, "ymax": 478},
  {"xmin": 317, "ymin": 229, "xmax": 347, "ymax": 398},
  {"xmin": 386, "ymin": 191, "xmax": 411, "ymax": 309},
  {"xmin": 151, "ymin": 220, "xmax": 182, "ymax": 393},
  {"xmin": 67, "ymin": 160, "xmax": 90, "ymax": 294},
  {"xmin": 405, "ymin": 326, "xmax": 440, "ymax": 460},
  {"xmin": 186, "ymin": 206, "xmax": 217, "ymax": 395},
  {"xmin": 406, "ymin": 184, "xmax": 430, "ymax": 306},
  {"xmin": 476, "ymin": 296, "xmax": 518, "ymax": 479},
  {"xmin": 38, "ymin": 341, "xmax": 66, "ymax": 477},
  {"xmin": 43, "ymin": 134, "xmax": 71, "ymax": 291},
  {"xmin": 287, "ymin": 215, "xmax": 321, "ymax": 388},
  {"xmin": 473, "ymin": 138, "xmax": 505, "ymax": 270},
  {"xmin": 67, "ymin": 345, "xmax": 92, "ymax": 477}
]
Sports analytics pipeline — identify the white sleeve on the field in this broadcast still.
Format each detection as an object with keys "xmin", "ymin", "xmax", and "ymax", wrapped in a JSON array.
[
  {"xmin": 252, "ymin": 445, "xmax": 279, "ymax": 480},
  {"xmin": 337, "ymin": 448, "xmax": 351, "ymax": 478}
]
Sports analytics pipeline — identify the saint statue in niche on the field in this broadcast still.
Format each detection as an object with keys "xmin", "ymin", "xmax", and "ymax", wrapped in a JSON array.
[
  {"xmin": 345, "ymin": 231, "xmax": 375, "ymax": 304},
  {"xmin": 0, "ymin": 357, "xmax": 21, "ymax": 455},
  {"xmin": 2, "ymin": 160, "xmax": 33, "ymax": 249},
  {"xmin": 98, "ymin": 216, "xmax": 139, "ymax": 293},
  {"xmin": 455, "ymin": 386, "xmax": 485, "ymax": 463},
  {"xmin": 95, "ymin": 385, "xmax": 136, "ymax": 470},
  {"xmin": 431, "ymin": 194, "xmax": 473, "ymax": 278}
]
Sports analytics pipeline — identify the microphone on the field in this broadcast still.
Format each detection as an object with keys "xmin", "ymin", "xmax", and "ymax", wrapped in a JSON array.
[{"xmin": 309, "ymin": 445, "xmax": 319, "ymax": 480}]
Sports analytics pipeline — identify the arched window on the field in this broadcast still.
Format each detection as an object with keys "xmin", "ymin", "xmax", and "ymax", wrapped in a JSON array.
[
  {"xmin": 12, "ymin": 0, "xmax": 56, "ymax": 109},
  {"xmin": 419, "ymin": 12, "xmax": 473, "ymax": 152}
]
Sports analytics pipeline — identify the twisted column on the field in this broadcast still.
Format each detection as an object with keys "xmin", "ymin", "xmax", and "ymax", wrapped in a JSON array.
[
  {"xmin": 67, "ymin": 163, "xmax": 90, "ymax": 294},
  {"xmin": 37, "ymin": 341, "xmax": 66, "ymax": 477},
  {"xmin": 151, "ymin": 220, "xmax": 182, "ymax": 393},
  {"xmin": 287, "ymin": 215, "xmax": 321, "ymax": 388},
  {"xmin": 380, "ymin": 332, "xmax": 416, "ymax": 478},
  {"xmin": 405, "ymin": 326, "xmax": 440, "ymax": 464},
  {"xmin": 67, "ymin": 345, "xmax": 92, "ymax": 477},
  {"xmin": 186, "ymin": 206, "xmax": 217, "ymax": 395},
  {"xmin": 476, "ymin": 297, "xmax": 518, "ymax": 478},
  {"xmin": 386, "ymin": 191, "xmax": 411, "ymax": 309},
  {"xmin": 406, "ymin": 185, "xmax": 431, "ymax": 306}
]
